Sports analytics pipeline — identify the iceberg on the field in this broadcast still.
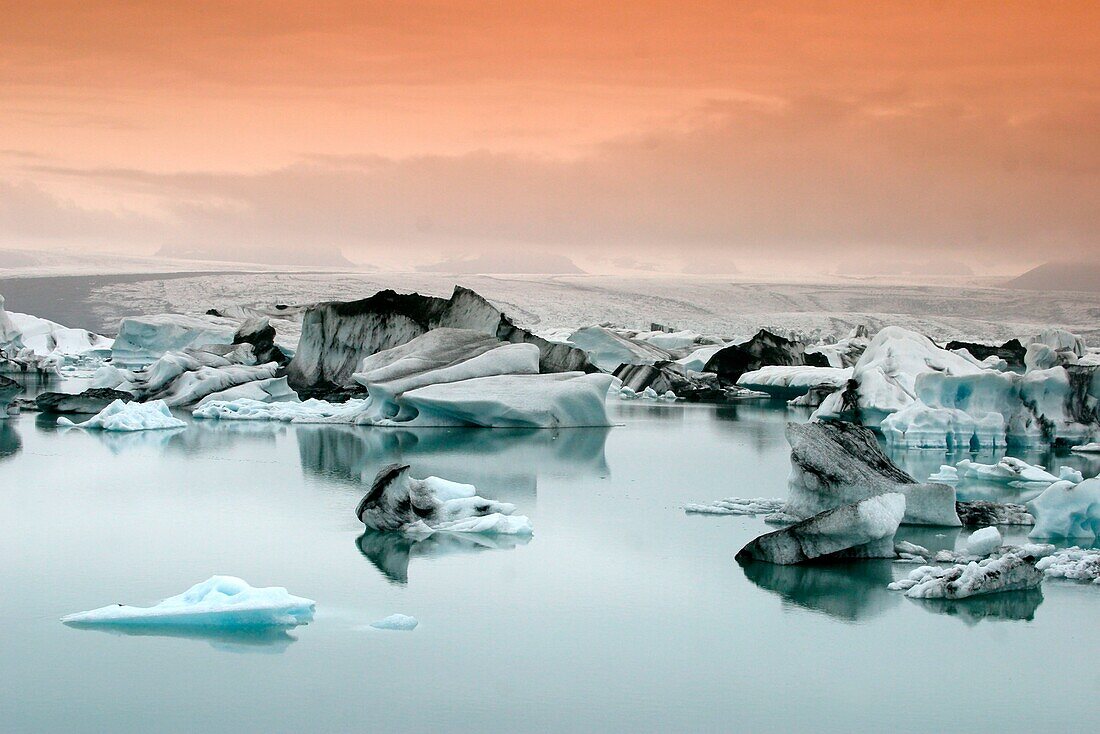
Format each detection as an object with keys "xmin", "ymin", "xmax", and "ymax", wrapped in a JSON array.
[
  {"xmin": 194, "ymin": 397, "xmax": 365, "ymax": 422},
  {"xmin": 806, "ymin": 325, "xmax": 871, "ymax": 368},
  {"xmin": 373, "ymin": 372, "xmax": 613, "ymax": 428},
  {"xmin": 706, "ymin": 329, "xmax": 829, "ymax": 387},
  {"xmin": 58, "ymin": 399, "xmax": 186, "ymax": 431},
  {"xmin": 812, "ymin": 326, "xmax": 985, "ymax": 427},
  {"xmin": 369, "ymin": 614, "xmax": 418, "ymax": 631},
  {"xmin": 889, "ymin": 552, "xmax": 1044, "ymax": 599},
  {"xmin": 736, "ymin": 493, "xmax": 906, "ymax": 565},
  {"xmin": 780, "ymin": 420, "xmax": 961, "ymax": 526},
  {"xmin": 568, "ymin": 325, "xmax": 672, "ymax": 370},
  {"xmin": 111, "ymin": 313, "xmax": 242, "ymax": 366},
  {"xmin": 356, "ymin": 464, "xmax": 533, "ymax": 536},
  {"xmin": 956, "ymin": 457, "xmax": 1061, "ymax": 487},
  {"xmin": 1035, "ymin": 547, "xmax": 1100, "ymax": 583},
  {"xmin": 965, "ymin": 526, "xmax": 1003, "ymax": 556},
  {"xmin": 35, "ymin": 388, "xmax": 133, "ymax": 414},
  {"xmin": 613, "ymin": 362, "xmax": 723, "ymax": 401},
  {"xmin": 287, "ymin": 286, "xmax": 593, "ymax": 390},
  {"xmin": 736, "ymin": 365, "xmax": 852, "ymax": 400},
  {"xmin": 1027, "ymin": 477, "xmax": 1100, "ymax": 540},
  {"xmin": 954, "ymin": 500, "xmax": 1034, "ymax": 526},
  {"xmin": 880, "ymin": 366, "xmax": 1100, "ymax": 449},
  {"xmin": 194, "ymin": 376, "xmax": 298, "ymax": 407},
  {"xmin": 1071, "ymin": 442, "xmax": 1100, "ymax": 453},
  {"xmin": 61, "ymin": 576, "xmax": 315, "ymax": 628},
  {"xmin": 683, "ymin": 497, "xmax": 785, "ymax": 516}
]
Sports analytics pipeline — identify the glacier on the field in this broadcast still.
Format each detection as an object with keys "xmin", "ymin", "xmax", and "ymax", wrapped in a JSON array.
[{"xmin": 61, "ymin": 576, "xmax": 315, "ymax": 629}]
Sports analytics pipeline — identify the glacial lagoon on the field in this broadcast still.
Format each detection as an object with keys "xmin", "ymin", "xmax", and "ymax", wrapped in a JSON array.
[{"xmin": 2, "ymin": 393, "xmax": 1098, "ymax": 733}]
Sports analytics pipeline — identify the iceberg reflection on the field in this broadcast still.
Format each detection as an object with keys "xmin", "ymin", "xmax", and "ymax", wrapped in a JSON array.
[
  {"xmin": 906, "ymin": 589, "xmax": 1044, "ymax": 624},
  {"xmin": 298, "ymin": 424, "xmax": 610, "ymax": 499},
  {"xmin": 62, "ymin": 622, "xmax": 298, "ymax": 654},
  {"xmin": 357, "ymin": 529, "xmax": 531, "ymax": 585},
  {"xmin": 740, "ymin": 559, "xmax": 901, "ymax": 622}
]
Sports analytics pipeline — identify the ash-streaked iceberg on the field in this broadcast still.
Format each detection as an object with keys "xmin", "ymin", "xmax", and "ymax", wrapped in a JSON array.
[
  {"xmin": 889, "ymin": 552, "xmax": 1044, "ymax": 599},
  {"xmin": 61, "ymin": 576, "xmax": 315, "ymax": 629},
  {"xmin": 737, "ymin": 493, "xmax": 906, "ymax": 565},
  {"xmin": 356, "ymin": 464, "xmax": 533, "ymax": 536},
  {"xmin": 58, "ymin": 399, "xmax": 186, "ymax": 431},
  {"xmin": 736, "ymin": 365, "xmax": 852, "ymax": 400},
  {"xmin": 779, "ymin": 420, "xmax": 960, "ymax": 526}
]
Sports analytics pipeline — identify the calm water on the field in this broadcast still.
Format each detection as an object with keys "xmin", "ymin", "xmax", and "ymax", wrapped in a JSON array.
[{"xmin": 1, "ymin": 393, "xmax": 1098, "ymax": 733}]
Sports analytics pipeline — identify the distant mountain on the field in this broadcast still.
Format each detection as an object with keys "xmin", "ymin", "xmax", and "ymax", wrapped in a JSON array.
[
  {"xmin": 417, "ymin": 252, "xmax": 584, "ymax": 274},
  {"xmin": 1006, "ymin": 261, "xmax": 1100, "ymax": 292}
]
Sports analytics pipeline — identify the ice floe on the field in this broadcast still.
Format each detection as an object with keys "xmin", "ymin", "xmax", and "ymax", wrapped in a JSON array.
[
  {"xmin": 1035, "ymin": 547, "xmax": 1100, "ymax": 583},
  {"xmin": 1071, "ymin": 442, "xmax": 1100, "ymax": 453},
  {"xmin": 683, "ymin": 497, "xmax": 785, "ymax": 515},
  {"xmin": 58, "ymin": 399, "xmax": 186, "ymax": 431},
  {"xmin": 889, "ymin": 552, "xmax": 1044, "ymax": 599},
  {"xmin": 369, "ymin": 614, "xmax": 419, "ymax": 631},
  {"xmin": 61, "ymin": 576, "xmax": 315, "ymax": 628},
  {"xmin": 356, "ymin": 464, "xmax": 532, "ymax": 536}
]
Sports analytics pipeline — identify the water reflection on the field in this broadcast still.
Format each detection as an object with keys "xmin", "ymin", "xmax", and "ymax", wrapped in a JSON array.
[
  {"xmin": 62, "ymin": 622, "xmax": 298, "ymax": 654},
  {"xmin": 739, "ymin": 559, "xmax": 901, "ymax": 622},
  {"xmin": 907, "ymin": 589, "xmax": 1043, "ymax": 624},
  {"xmin": 297, "ymin": 425, "xmax": 610, "ymax": 499},
  {"xmin": 0, "ymin": 420, "xmax": 21, "ymax": 461},
  {"xmin": 357, "ymin": 530, "xmax": 531, "ymax": 585}
]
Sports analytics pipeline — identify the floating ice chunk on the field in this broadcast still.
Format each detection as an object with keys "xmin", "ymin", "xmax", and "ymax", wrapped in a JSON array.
[
  {"xmin": 385, "ymin": 372, "xmax": 613, "ymax": 428},
  {"xmin": 1027, "ymin": 478, "xmax": 1100, "ymax": 540},
  {"xmin": 61, "ymin": 576, "xmax": 315, "ymax": 628},
  {"xmin": 193, "ymin": 397, "xmax": 367, "ymax": 422},
  {"xmin": 1058, "ymin": 466, "xmax": 1085, "ymax": 484},
  {"xmin": 675, "ymin": 345, "xmax": 723, "ymax": 372},
  {"xmin": 1035, "ymin": 547, "xmax": 1100, "ymax": 583},
  {"xmin": 928, "ymin": 465, "xmax": 959, "ymax": 483},
  {"xmin": 357, "ymin": 464, "xmax": 533, "ymax": 536},
  {"xmin": 736, "ymin": 365, "xmax": 851, "ymax": 400},
  {"xmin": 966, "ymin": 526, "xmax": 1003, "ymax": 556},
  {"xmin": 684, "ymin": 497, "xmax": 786, "ymax": 516},
  {"xmin": 955, "ymin": 500, "xmax": 1034, "ymax": 526},
  {"xmin": 736, "ymin": 493, "xmax": 906, "ymax": 565},
  {"xmin": 1070, "ymin": 442, "xmax": 1100, "ymax": 453},
  {"xmin": 957, "ymin": 457, "xmax": 1061, "ymax": 486},
  {"xmin": 59, "ymin": 399, "xmax": 186, "ymax": 431},
  {"xmin": 370, "ymin": 614, "xmax": 419, "ymax": 631},
  {"xmin": 781, "ymin": 421, "xmax": 960, "ymax": 526},
  {"xmin": 195, "ymin": 376, "xmax": 298, "ymax": 407},
  {"xmin": 112, "ymin": 313, "xmax": 242, "ymax": 366},
  {"xmin": 567, "ymin": 326, "xmax": 671, "ymax": 370},
  {"xmin": 812, "ymin": 326, "xmax": 984, "ymax": 426},
  {"xmin": 890, "ymin": 552, "xmax": 1043, "ymax": 599}
]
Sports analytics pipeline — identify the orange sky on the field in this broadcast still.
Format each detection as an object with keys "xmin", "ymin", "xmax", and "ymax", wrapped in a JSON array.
[{"xmin": 1, "ymin": 1, "xmax": 1097, "ymax": 272}]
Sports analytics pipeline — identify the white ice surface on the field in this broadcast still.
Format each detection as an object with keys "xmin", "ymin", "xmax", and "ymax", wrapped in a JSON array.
[
  {"xmin": 1035, "ymin": 547, "xmax": 1100, "ymax": 583},
  {"xmin": 966, "ymin": 526, "xmax": 1003, "ymax": 556},
  {"xmin": 58, "ymin": 399, "xmax": 186, "ymax": 431},
  {"xmin": 683, "ymin": 497, "xmax": 786, "ymax": 515},
  {"xmin": 1027, "ymin": 478, "xmax": 1100, "ymax": 540},
  {"xmin": 890, "ymin": 552, "xmax": 1043, "ymax": 599},
  {"xmin": 61, "ymin": 576, "xmax": 315, "ymax": 628},
  {"xmin": 370, "ymin": 614, "xmax": 419, "ymax": 631}
]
